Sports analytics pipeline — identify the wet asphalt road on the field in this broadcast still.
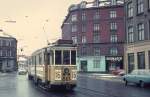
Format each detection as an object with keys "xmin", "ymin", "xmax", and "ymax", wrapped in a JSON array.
[{"xmin": 0, "ymin": 72, "xmax": 150, "ymax": 97}]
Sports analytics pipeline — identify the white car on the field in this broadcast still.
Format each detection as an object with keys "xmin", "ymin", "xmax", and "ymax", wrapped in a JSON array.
[{"xmin": 18, "ymin": 68, "xmax": 27, "ymax": 75}]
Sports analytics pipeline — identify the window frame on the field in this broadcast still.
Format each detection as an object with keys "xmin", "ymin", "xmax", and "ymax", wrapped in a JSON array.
[
  {"xmin": 93, "ymin": 47, "xmax": 100, "ymax": 56},
  {"xmin": 137, "ymin": 0, "xmax": 144, "ymax": 15},
  {"xmin": 137, "ymin": 52, "xmax": 145, "ymax": 69},
  {"xmin": 81, "ymin": 35, "xmax": 86, "ymax": 43},
  {"xmin": 110, "ymin": 34, "xmax": 117, "ymax": 43},
  {"xmin": 72, "ymin": 36, "xmax": 77, "ymax": 44},
  {"xmin": 93, "ymin": 23, "xmax": 100, "ymax": 32},
  {"xmin": 93, "ymin": 11, "xmax": 100, "ymax": 20},
  {"xmin": 137, "ymin": 23, "xmax": 145, "ymax": 41},
  {"xmin": 127, "ymin": 2, "xmax": 133, "ymax": 18},
  {"xmin": 110, "ymin": 47, "xmax": 118, "ymax": 55},
  {"xmin": 81, "ymin": 12, "xmax": 86, "ymax": 21},
  {"xmin": 71, "ymin": 24, "xmax": 77, "ymax": 32},
  {"xmin": 71, "ymin": 14, "xmax": 77, "ymax": 22},
  {"xmin": 110, "ymin": 10, "xmax": 117, "ymax": 18},
  {"xmin": 128, "ymin": 26, "xmax": 134, "ymax": 43},
  {"xmin": 93, "ymin": 60, "xmax": 100, "ymax": 68},
  {"xmin": 93, "ymin": 31, "xmax": 100, "ymax": 43},
  {"xmin": 110, "ymin": 22, "xmax": 117, "ymax": 31}
]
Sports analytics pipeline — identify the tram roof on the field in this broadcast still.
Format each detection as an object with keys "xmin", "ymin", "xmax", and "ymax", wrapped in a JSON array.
[{"xmin": 31, "ymin": 39, "xmax": 76, "ymax": 56}]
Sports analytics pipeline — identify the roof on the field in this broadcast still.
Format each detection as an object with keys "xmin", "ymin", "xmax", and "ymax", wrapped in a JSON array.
[{"xmin": 0, "ymin": 29, "xmax": 17, "ymax": 40}]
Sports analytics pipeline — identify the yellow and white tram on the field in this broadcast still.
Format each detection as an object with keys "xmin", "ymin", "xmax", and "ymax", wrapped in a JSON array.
[{"xmin": 28, "ymin": 40, "xmax": 77, "ymax": 90}]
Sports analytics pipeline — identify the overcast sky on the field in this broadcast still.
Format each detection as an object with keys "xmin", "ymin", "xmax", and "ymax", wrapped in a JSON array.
[{"xmin": 0, "ymin": 0, "xmax": 92, "ymax": 55}]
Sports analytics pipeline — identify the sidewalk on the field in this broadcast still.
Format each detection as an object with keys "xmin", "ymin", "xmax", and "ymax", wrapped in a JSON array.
[{"xmin": 78, "ymin": 73, "xmax": 123, "ymax": 82}]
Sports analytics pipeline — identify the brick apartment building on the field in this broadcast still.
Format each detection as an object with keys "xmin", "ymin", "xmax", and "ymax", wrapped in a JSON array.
[{"xmin": 61, "ymin": 0, "xmax": 125, "ymax": 73}]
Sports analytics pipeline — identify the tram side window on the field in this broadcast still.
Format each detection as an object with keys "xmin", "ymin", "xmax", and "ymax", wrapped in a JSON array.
[
  {"xmin": 39, "ymin": 54, "xmax": 42, "ymax": 65},
  {"xmin": 50, "ymin": 50, "xmax": 54, "ymax": 65},
  {"xmin": 55, "ymin": 50, "xmax": 62, "ymax": 65},
  {"xmin": 71, "ymin": 50, "xmax": 76, "ymax": 65},
  {"xmin": 47, "ymin": 53, "xmax": 50, "ymax": 65},
  {"xmin": 63, "ymin": 50, "xmax": 70, "ymax": 65}
]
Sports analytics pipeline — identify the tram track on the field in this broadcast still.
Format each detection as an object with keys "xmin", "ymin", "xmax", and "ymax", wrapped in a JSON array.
[
  {"xmin": 75, "ymin": 86, "xmax": 119, "ymax": 97},
  {"xmin": 30, "ymin": 80, "xmax": 120, "ymax": 97}
]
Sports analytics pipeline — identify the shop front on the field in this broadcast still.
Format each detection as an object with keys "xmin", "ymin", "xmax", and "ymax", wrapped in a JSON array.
[{"xmin": 105, "ymin": 56, "xmax": 123, "ymax": 73}]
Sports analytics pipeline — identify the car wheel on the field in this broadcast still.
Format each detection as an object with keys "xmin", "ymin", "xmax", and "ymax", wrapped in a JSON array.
[
  {"xmin": 140, "ymin": 81, "xmax": 145, "ymax": 88},
  {"xmin": 125, "ymin": 80, "xmax": 128, "ymax": 86}
]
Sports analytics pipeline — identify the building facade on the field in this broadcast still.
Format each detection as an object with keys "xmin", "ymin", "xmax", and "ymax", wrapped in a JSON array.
[
  {"xmin": 61, "ymin": 0, "xmax": 125, "ymax": 73},
  {"xmin": 124, "ymin": 0, "xmax": 150, "ymax": 73},
  {"xmin": 0, "ymin": 34, "xmax": 17, "ymax": 72}
]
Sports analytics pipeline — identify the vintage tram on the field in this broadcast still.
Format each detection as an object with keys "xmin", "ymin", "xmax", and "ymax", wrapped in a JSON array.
[{"xmin": 28, "ymin": 40, "xmax": 77, "ymax": 90}]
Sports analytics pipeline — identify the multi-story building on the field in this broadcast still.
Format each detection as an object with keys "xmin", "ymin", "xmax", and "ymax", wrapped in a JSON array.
[
  {"xmin": 61, "ymin": 0, "xmax": 125, "ymax": 73},
  {"xmin": 124, "ymin": 0, "xmax": 150, "ymax": 73},
  {"xmin": 0, "ymin": 32, "xmax": 17, "ymax": 72}
]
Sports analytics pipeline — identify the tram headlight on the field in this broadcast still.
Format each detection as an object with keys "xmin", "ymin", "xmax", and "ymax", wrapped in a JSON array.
[
  {"xmin": 72, "ymin": 70, "xmax": 77, "ymax": 80},
  {"xmin": 55, "ymin": 70, "xmax": 61, "ymax": 80}
]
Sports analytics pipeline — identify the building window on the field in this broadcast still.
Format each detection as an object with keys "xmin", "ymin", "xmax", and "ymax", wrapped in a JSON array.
[
  {"xmin": 94, "ymin": 47, "xmax": 100, "ymax": 56},
  {"xmin": 137, "ymin": 23, "xmax": 144, "ymax": 41},
  {"xmin": 72, "ymin": 36, "xmax": 77, "ymax": 44},
  {"xmin": 6, "ymin": 40, "xmax": 10, "ymax": 46},
  {"xmin": 93, "ymin": 32, "xmax": 100, "ymax": 43},
  {"xmin": 127, "ymin": 2, "xmax": 133, "ymax": 18},
  {"xmin": 81, "ymin": 12, "xmax": 86, "ymax": 21},
  {"xmin": 2, "ymin": 40, "xmax": 6, "ymax": 46},
  {"xmin": 137, "ymin": 0, "xmax": 144, "ymax": 14},
  {"xmin": 93, "ymin": 23, "xmax": 100, "ymax": 31},
  {"xmin": 81, "ymin": 35, "xmax": 86, "ymax": 43},
  {"xmin": 110, "ymin": 34, "xmax": 117, "ymax": 43},
  {"xmin": 81, "ymin": 46, "xmax": 87, "ymax": 56},
  {"xmin": 71, "ymin": 24, "xmax": 77, "ymax": 32},
  {"xmin": 93, "ymin": 60, "xmax": 100, "ymax": 68},
  {"xmin": 110, "ymin": 47, "xmax": 118, "ymax": 55},
  {"xmin": 137, "ymin": 52, "xmax": 145, "ymax": 69},
  {"xmin": 71, "ymin": 14, "xmax": 77, "ymax": 22},
  {"xmin": 93, "ymin": 11, "xmax": 100, "ymax": 20},
  {"xmin": 111, "ymin": 0, "xmax": 117, "ymax": 5},
  {"xmin": 128, "ymin": 53, "xmax": 134, "ymax": 73},
  {"xmin": 82, "ymin": 24, "xmax": 86, "ymax": 32},
  {"xmin": 110, "ymin": 22, "xmax": 117, "ymax": 30},
  {"xmin": 128, "ymin": 26, "xmax": 134, "ymax": 43},
  {"xmin": 110, "ymin": 11, "xmax": 116, "ymax": 18}
]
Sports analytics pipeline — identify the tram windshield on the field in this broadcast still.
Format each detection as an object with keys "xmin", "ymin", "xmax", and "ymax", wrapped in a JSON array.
[
  {"xmin": 71, "ymin": 50, "xmax": 76, "ymax": 65},
  {"xmin": 55, "ymin": 50, "xmax": 62, "ymax": 64},
  {"xmin": 55, "ymin": 50, "xmax": 76, "ymax": 65},
  {"xmin": 63, "ymin": 50, "xmax": 70, "ymax": 64}
]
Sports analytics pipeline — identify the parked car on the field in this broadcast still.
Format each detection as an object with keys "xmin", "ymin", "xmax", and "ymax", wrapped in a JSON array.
[
  {"xmin": 18, "ymin": 68, "xmax": 27, "ymax": 75},
  {"xmin": 123, "ymin": 69, "xmax": 150, "ymax": 88},
  {"xmin": 112, "ymin": 69, "xmax": 125, "ymax": 76}
]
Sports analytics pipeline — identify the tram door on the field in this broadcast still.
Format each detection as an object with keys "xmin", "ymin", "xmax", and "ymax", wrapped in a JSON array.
[{"xmin": 80, "ymin": 61, "xmax": 87, "ymax": 72}]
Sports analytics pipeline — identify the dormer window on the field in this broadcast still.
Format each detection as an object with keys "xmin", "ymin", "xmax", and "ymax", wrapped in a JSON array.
[{"xmin": 111, "ymin": 0, "xmax": 117, "ymax": 6}]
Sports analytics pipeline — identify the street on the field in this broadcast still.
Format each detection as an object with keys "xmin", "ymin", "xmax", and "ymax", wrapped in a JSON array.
[{"xmin": 0, "ymin": 73, "xmax": 150, "ymax": 97}]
